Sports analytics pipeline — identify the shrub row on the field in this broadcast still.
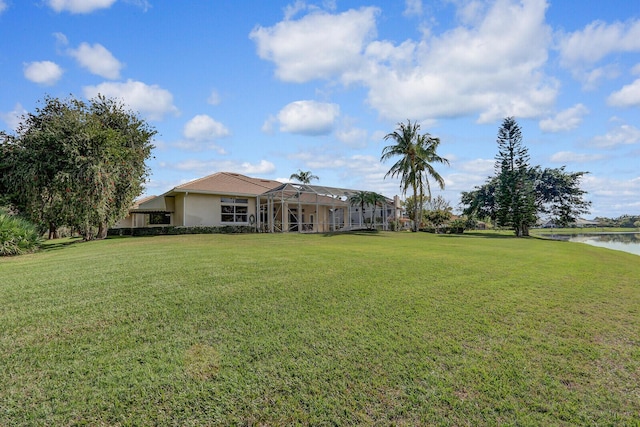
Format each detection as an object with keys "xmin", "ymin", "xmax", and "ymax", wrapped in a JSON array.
[{"xmin": 108, "ymin": 225, "xmax": 257, "ymax": 237}]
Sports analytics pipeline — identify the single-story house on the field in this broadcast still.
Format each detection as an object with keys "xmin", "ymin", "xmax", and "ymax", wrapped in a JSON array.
[{"xmin": 113, "ymin": 172, "xmax": 401, "ymax": 233}]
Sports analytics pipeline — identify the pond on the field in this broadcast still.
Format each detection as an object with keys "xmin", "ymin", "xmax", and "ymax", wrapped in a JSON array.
[{"xmin": 545, "ymin": 232, "xmax": 640, "ymax": 256}]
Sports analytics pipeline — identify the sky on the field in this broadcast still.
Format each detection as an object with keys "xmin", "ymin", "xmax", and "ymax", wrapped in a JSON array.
[{"xmin": 1, "ymin": 0, "xmax": 639, "ymax": 219}]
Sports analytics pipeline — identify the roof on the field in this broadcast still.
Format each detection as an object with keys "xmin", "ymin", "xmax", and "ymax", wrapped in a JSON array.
[
  {"xmin": 262, "ymin": 182, "xmax": 394, "ymax": 205},
  {"xmin": 167, "ymin": 172, "xmax": 282, "ymax": 197},
  {"xmin": 132, "ymin": 195, "xmax": 156, "ymax": 208},
  {"xmin": 132, "ymin": 194, "xmax": 173, "ymax": 213}
]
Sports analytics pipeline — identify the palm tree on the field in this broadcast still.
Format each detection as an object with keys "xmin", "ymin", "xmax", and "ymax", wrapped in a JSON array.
[
  {"xmin": 367, "ymin": 192, "xmax": 387, "ymax": 230},
  {"xmin": 416, "ymin": 132, "xmax": 449, "ymax": 203},
  {"xmin": 289, "ymin": 169, "xmax": 319, "ymax": 184},
  {"xmin": 380, "ymin": 120, "xmax": 449, "ymax": 231},
  {"xmin": 349, "ymin": 190, "xmax": 369, "ymax": 228}
]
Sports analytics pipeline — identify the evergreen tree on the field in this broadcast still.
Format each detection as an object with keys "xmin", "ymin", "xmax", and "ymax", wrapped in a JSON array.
[
  {"xmin": 461, "ymin": 117, "xmax": 590, "ymax": 236},
  {"xmin": 494, "ymin": 117, "xmax": 536, "ymax": 237}
]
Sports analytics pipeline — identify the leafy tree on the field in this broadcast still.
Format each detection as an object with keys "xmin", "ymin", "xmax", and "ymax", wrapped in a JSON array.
[
  {"xmin": 381, "ymin": 120, "xmax": 449, "ymax": 232},
  {"xmin": 289, "ymin": 169, "xmax": 319, "ymax": 184},
  {"xmin": 532, "ymin": 166, "xmax": 590, "ymax": 227},
  {"xmin": 1, "ymin": 95, "xmax": 156, "ymax": 240},
  {"xmin": 461, "ymin": 117, "xmax": 590, "ymax": 236},
  {"xmin": 460, "ymin": 177, "xmax": 499, "ymax": 227},
  {"xmin": 423, "ymin": 195, "xmax": 453, "ymax": 233},
  {"xmin": 401, "ymin": 195, "xmax": 422, "ymax": 228}
]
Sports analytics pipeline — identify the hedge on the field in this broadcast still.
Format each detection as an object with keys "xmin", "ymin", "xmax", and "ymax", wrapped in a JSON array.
[{"xmin": 108, "ymin": 225, "xmax": 257, "ymax": 236}]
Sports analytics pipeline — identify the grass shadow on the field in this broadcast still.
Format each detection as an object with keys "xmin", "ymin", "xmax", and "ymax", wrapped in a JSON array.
[
  {"xmin": 433, "ymin": 231, "xmax": 526, "ymax": 239},
  {"xmin": 322, "ymin": 229, "xmax": 386, "ymax": 237},
  {"xmin": 41, "ymin": 237, "xmax": 84, "ymax": 251}
]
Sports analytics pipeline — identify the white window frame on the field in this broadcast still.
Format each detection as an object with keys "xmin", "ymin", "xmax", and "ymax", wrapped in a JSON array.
[{"xmin": 221, "ymin": 197, "xmax": 249, "ymax": 223}]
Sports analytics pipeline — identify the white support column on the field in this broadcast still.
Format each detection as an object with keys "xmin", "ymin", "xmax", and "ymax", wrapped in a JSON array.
[{"xmin": 183, "ymin": 192, "xmax": 188, "ymax": 226}]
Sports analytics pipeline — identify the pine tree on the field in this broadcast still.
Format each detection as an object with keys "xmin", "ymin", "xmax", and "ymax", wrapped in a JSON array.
[{"xmin": 494, "ymin": 117, "xmax": 536, "ymax": 237}]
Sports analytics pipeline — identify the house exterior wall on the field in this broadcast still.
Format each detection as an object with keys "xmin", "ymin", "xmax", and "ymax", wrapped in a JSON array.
[
  {"xmin": 173, "ymin": 193, "xmax": 185, "ymax": 226},
  {"xmin": 178, "ymin": 193, "xmax": 257, "ymax": 227}
]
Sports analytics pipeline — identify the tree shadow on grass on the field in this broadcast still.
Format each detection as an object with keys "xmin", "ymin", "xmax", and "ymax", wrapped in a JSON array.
[
  {"xmin": 434, "ymin": 231, "xmax": 526, "ymax": 239},
  {"xmin": 41, "ymin": 237, "xmax": 84, "ymax": 252},
  {"xmin": 322, "ymin": 229, "xmax": 386, "ymax": 237}
]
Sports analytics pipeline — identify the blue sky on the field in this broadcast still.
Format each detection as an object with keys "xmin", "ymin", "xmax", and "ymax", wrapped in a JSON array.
[{"xmin": 1, "ymin": 0, "xmax": 639, "ymax": 218}]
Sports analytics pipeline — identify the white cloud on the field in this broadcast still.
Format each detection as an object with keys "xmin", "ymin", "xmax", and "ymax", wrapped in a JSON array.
[
  {"xmin": 277, "ymin": 100, "xmax": 340, "ymax": 135},
  {"xmin": 183, "ymin": 114, "xmax": 230, "ymax": 141},
  {"xmin": 581, "ymin": 175, "xmax": 640, "ymax": 217},
  {"xmin": 335, "ymin": 126, "xmax": 368, "ymax": 148},
  {"xmin": 47, "ymin": 0, "xmax": 117, "ymax": 14},
  {"xmin": 558, "ymin": 19, "xmax": 640, "ymax": 69},
  {"xmin": 335, "ymin": 117, "xmax": 368, "ymax": 148},
  {"xmin": 403, "ymin": 0, "xmax": 423, "ymax": 17},
  {"xmin": 539, "ymin": 104, "xmax": 589, "ymax": 132},
  {"xmin": 124, "ymin": 0, "xmax": 151, "ymax": 12},
  {"xmin": 456, "ymin": 158, "xmax": 494, "ymax": 174},
  {"xmin": 579, "ymin": 65, "xmax": 620, "ymax": 90},
  {"xmin": 261, "ymin": 115, "xmax": 277, "ymax": 134},
  {"xmin": 0, "ymin": 0, "xmax": 7, "ymax": 14},
  {"xmin": 252, "ymin": 0, "xmax": 556, "ymax": 123},
  {"xmin": 174, "ymin": 159, "xmax": 276, "ymax": 176},
  {"xmin": 365, "ymin": 0, "xmax": 556, "ymax": 123},
  {"xmin": 549, "ymin": 151, "xmax": 604, "ymax": 163},
  {"xmin": 454, "ymin": 0, "xmax": 488, "ymax": 26},
  {"xmin": 0, "ymin": 103, "xmax": 27, "ymax": 131},
  {"xmin": 53, "ymin": 32, "xmax": 69, "ymax": 47},
  {"xmin": 207, "ymin": 90, "xmax": 221, "ymax": 105},
  {"xmin": 607, "ymin": 78, "xmax": 640, "ymax": 108},
  {"xmin": 590, "ymin": 124, "xmax": 640, "ymax": 148},
  {"xmin": 23, "ymin": 61, "xmax": 63, "ymax": 85},
  {"xmin": 83, "ymin": 79, "xmax": 179, "ymax": 121},
  {"xmin": 283, "ymin": 0, "xmax": 307, "ymax": 20},
  {"xmin": 250, "ymin": 7, "xmax": 379, "ymax": 83},
  {"xmin": 68, "ymin": 42, "xmax": 123, "ymax": 79}
]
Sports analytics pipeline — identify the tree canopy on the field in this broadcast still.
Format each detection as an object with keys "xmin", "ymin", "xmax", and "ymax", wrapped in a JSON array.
[
  {"xmin": 461, "ymin": 117, "xmax": 590, "ymax": 236},
  {"xmin": 0, "ymin": 95, "xmax": 156, "ymax": 240}
]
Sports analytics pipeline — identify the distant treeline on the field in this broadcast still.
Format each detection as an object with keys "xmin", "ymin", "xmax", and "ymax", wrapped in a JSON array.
[{"xmin": 594, "ymin": 215, "xmax": 640, "ymax": 228}]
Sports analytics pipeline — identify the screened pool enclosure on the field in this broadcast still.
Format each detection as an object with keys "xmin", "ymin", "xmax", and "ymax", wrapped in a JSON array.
[{"xmin": 258, "ymin": 183, "xmax": 401, "ymax": 233}]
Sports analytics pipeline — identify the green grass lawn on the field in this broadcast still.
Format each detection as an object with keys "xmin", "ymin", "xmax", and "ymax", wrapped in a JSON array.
[{"xmin": 1, "ymin": 231, "xmax": 639, "ymax": 425}]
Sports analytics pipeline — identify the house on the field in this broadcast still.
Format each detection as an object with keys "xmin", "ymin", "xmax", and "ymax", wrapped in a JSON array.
[{"xmin": 114, "ymin": 172, "xmax": 401, "ymax": 233}]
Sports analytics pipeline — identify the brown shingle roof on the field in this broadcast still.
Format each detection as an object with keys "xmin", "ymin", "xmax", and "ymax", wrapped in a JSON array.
[{"xmin": 171, "ymin": 172, "xmax": 282, "ymax": 196}]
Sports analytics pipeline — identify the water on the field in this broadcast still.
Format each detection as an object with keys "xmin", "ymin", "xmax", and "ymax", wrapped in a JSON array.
[{"xmin": 546, "ymin": 232, "xmax": 640, "ymax": 256}]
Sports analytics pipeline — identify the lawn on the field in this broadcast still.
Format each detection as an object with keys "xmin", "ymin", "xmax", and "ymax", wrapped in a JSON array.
[{"xmin": 1, "ymin": 231, "xmax": 638, "ymax": 425}]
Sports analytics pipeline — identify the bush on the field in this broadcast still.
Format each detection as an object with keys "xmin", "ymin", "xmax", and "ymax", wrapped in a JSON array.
[{"xmin": 0, "ymin": 208, "xmax": 43, "ymax": 256}]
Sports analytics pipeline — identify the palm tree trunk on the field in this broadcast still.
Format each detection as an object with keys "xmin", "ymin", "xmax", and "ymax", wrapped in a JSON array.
[{"xmin": 412, "ymin": 181, "xmax": 419, "ymax": 232}]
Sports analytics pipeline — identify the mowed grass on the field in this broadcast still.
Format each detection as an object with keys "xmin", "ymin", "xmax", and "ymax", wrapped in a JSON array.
[{"xmin": 1, "ymin": 232, "xmax": 638, "ymax": 425}]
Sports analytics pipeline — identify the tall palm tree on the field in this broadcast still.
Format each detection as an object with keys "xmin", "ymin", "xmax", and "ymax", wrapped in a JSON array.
[
  {"xmin": 416, "ymin": 132, "xmax": 449, "ymax": 204},
  {"xmin": 289, "ymin": 169, "xmax": 319, "ymax": 184},
  {"xmin": 381, "ymin": 120, "xmax": 449, "ymax": 231}
]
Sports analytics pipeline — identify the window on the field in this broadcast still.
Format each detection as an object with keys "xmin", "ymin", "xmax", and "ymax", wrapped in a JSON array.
[
  {"xmin": 149, "ymin": 212, "xmax": 171, "ymax": 225},
  {"xmin": 221, "ymin": 198, "xmax": 249, "ymax": 223}
]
